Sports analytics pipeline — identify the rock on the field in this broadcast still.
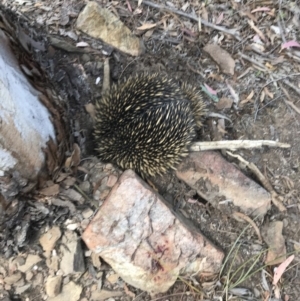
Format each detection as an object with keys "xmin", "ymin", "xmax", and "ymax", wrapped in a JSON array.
[
  {"xmin": 90, "ymin": 289, "xmax": 123, "ymax": 300},
  {"xmin": 48, "ymin": 281, "xmax": 82, "ymax": 301},
  {"xmin": 39, "ymin": 226, "xmax": 62, "ymax": 251},
  {"xmin": 82, "ymin": 208, "xmax": 93, "ymax": 219},
  {"xmin": 176, "ymin": 151, "xmax": 271, "ymax": 217},
  {"xmin": 39, "ymin": 184, "xmax": 60, "ymax": 196},
  {"xmin": 82, "ymin": 170, "xmax": 224, "ymax": 294},
  {"xmin": 46, "ymin": 275, "xmax": 63, "ymax": 297},
  {"xmin": 76, "ymin": 2, "xmax": 144, "ymax": 56},
  {"xmin": 46, "ymin": 254, "xmax": 59, "ymax": 271},
  {"xmin": 17, "ymin": 254, "xmax": 42, "ymax": 273},
  {"xmin": 25, "ymin": 271, "xmax": 33, "ymax": 281},
  {"xmin": 14, "ymin": 283, "xmax": 31, "ymax": 294},
  {"xmin": 106, "ymin": 273, "xmax": 119, "ymax": 284},
  {"xmin": 79, "ymin": 181, "xmax": 91, "ymax": 193},
  {"xmin": 91, "ymin": 252, "xmax": 101, "ymax": 269},
  {"xmin": 32, "ymin": 273, "xmax": 44, "ymax": 287},
  {"xmin": 60, "ymin": 231, "xmax": 85, "ymax": 275},
  {"xmin": 4, "ymin": 272, "xmax": 22, "ymax": 285},
  {"xmin": 106, "ymin": 175, "xmax": 118, "ymax": 188},
  {"xmin": 60, "ymin": 188, "xmax": 84, "ymax": 203}
]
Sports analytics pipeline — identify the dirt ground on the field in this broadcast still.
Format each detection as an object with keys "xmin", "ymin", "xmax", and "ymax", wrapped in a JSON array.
[{"xmin": 1, "ymin": 0, "xmax": 300, "ymax": 300}]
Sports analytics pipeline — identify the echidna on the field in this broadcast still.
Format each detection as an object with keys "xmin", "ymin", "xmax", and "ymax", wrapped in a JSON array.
[{"xmin": 94, "ymin": 73, "xmax": 205, "ymax": 178}]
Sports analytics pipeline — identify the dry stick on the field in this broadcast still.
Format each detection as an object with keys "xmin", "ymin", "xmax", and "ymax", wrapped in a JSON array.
[
  {"xmin": 138, "ymin": 0, "xmax": 242, "ymax": 41},
  {"xmin": 190, "ymin": 140, "xmax": 290, "ymax": 152},
  {"xmin": 252, "ymin": 72, "xmax": 300, "ymax": 120},
  {"xmin": 279, "ymin": 83, "xmax": 300, "ymax": 118},
  {"xmin": 226, "ymin": 151, "xmax": 287, "ymax": 212},
  {"xmin": 232, "ymin": 212, "xmax": 262, "ymax": 243},
  {"xmin": 102, "ymin": 57, "xmax": 110, "ymax": 95},
  {"xmin": 238, "ymin": 52, "xmax": 268, "ymax": 71},
  {"xmin": 282, "ymin": 79, "xmax": 300, "ymax": 96}
]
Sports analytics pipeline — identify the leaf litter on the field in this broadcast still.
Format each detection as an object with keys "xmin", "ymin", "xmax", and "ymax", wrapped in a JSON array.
[{"xmin": 0, "ymin": 0, "xmax": 300, "ymax": 300}]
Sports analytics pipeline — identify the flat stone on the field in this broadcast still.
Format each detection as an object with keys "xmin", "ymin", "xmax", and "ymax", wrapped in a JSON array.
[
  {"xmin": 82, "ymin": 170, "xmax": 224, "ymax": 294},
  {"xmin": 48, "ymin": 281, "xmax": 82, "ymax": 301},
  {"xmin": 4, "ymin": 272, "xmax": 22, "ymax": 285},
  {"xmin": 90, "ymin": 289, "xmax": 123, "ymax": 300},
  {"xmin": 14, "ymin": 283, "xmax": 31, "ymax": 294},
  {"xmin": 76, "ymin": 1, "xmax": 144, "ymax": 56},
  {"xmin": 17, "ymin": 255, "xmax": 42, "ymax": 273},
  {"xmin": 46, "ymin": 254, "xmax": 59, "ymax": 271},
  {"xmin": 176, "ymin": 151, "xmax": 271, "ymax": 217},
  {"xmin": 39, "ymin": 226, "xmax": 62, "ymax": 251},
  {"xmin": 60, "ymin": 231, "xmax": 85, "ymax": 275},
  {"xmin": 46, "ymin": 275, "xmax": 63, "ymax": 297},
  {"xmin": 82, "ymin": 208, "xmax": 93, "ymax": 219}
]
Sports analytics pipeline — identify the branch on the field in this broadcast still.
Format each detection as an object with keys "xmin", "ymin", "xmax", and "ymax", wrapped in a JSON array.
[
  {"xmin": 138, "ymin": 0, "xmax": 242, "ymax": 41},
  {"xmin": 190, "ymin": 140, "xmax": 290, "ymax": 151}
]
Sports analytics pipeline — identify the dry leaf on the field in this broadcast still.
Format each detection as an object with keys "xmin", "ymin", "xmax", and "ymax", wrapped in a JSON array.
[
  {"xmin": 264, "ymin": 87, "xmax": 274, "ymax": 99},
  {"xmin": 201, "ymin": 6, "xmax": 208, "ymax": 21},
  {"xmin": 85, "ymin": 103, "xmax": 96, "ymax": 120},
  {"xmin": 281, "ymin": 40, "xmax": 300, "ymax": 50},
  {"xmin": 265, "ymin": 62, "xmax": 276, "ymax": 70},
  {"xmin": 203, "ymin": 44, "xmax": 235, "ymax": 75},
  {"xmin": 226, "ymin": 82, "xmax": 239, "ymax": 104},
  {"xmin": 56, "ymin": 173, "xmax": 70, "ymax": 183},
  {"xmin": 240, "ymin": 90, "xmax": 254, "ymax": 105},
  {"xmin": 181, "ymin": 2, "xmax": 190, "ymax": 11},
  {"xmin": 65, "ymin": 144, "xmax": 81, "ymax": 169},
  {"xmin": 39, "ymin": 184, "xmax": 60, "ymax": 196},
  {"xmin": 248, "ymin": 19, "xmax": 268, "ymax": 44},
  {"xmin": 272, "ymin": 56, "xmax": 285, "ymax": 65},
  {"xmin": 215, "ymin": 12, "xmax": 224, "ymax": 25},
  {"xmin": 263, "ymin": 221, "xmax": 286, "ymax": 265},
  {"xmin": 273, "ymin": 255, "xmax": 295, "ymax": 285},
  {"xmin": 215, "ymin": 97, "xmax": 233, "ymax": 110},
  {"xmin": 133, "ymin": 8, "xmax": 142, "ymax": 15},
  {"xmin": 260, "ymin": 90, "xmax": 265, "ymax": 102},
  {"xmin": 144, "ymin": 29, "xmax": 154, "ymax": 39},
  {"xmin": 208, "ymin": 73, "xmax": 224, "ymax": 82},
  {"xmin": 251, "ymin": 7, "xmax": 271, "ymax": 13},
  {"xmin": 124, "ymin": 283, "xmax": 136, "ymax": 298},
  {"xmin": 136, "ymin": 23, "xmax": 156, "ymax": 30},
  {"xmin": 204, "ymin": 83, "xmax": 217, "ymax": 95}
]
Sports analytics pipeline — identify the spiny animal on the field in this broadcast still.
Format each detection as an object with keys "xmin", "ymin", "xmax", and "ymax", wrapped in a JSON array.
[{"xmin": 94, "ymin": 73, "xmax": 206, "ymax": 178}]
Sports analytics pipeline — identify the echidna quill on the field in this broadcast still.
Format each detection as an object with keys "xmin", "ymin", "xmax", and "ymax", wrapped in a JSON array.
[{"xmin": 94, "ymin": 73, "xmax": 206, "ymax": 178}]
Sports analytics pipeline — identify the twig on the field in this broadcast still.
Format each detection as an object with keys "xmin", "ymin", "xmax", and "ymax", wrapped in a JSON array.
[
  {"xmin": 253, "ymin": 73, "xmax": 300, "ymax": 120},
  {"xmin": 190, "ymin": 140, "xmax": 290, "ymax": 152},
  {"xmin": 73, "ymin": 184, "xmax": 99, "ymax": 207},
  {"xmin": 282, "ymin": 79, "xmax": 300, "ymax": 96},
  {"xmin": 238, "ymin": 52, "xmax": 268, "ymax": 71},
  {"xmin": 137, "ymin": 0, "xmax": 242, "ymax": 41},
  {"xmin": 285, "ymin": 100, "xmax": 300, "ymax": 115},
  {"xmin": 102, "ymin": 57, "xmax": 110, "ymax": 95},
  {"xmin": 226, "ymin": 151, "xmax": 286, "ymax": 212},
  {"xmin": 119, "ymin": 58, "xmax": 138, "ymax": 79},
  {"xmin": 232, "ymin": 212, "xmax": 262, "ymax": 243}
]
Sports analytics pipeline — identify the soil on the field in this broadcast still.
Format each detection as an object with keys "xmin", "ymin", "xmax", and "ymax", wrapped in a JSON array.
[{"xmin": 0, "ymin": 0, "xmax": 300, "ymax": 300}]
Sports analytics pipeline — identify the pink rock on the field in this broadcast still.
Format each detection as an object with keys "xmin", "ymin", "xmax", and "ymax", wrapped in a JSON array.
[
  {"xmin": 176, "ymin": 151, "xmax": 271, "ymax": 217},
  {"xmin": 82, "ymin": 170, "xmax": 224, "ymax": 294}
]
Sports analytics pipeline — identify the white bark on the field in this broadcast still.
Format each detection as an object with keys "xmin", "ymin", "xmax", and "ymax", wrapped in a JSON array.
[{"xmin": 0, "ymin": 29, "xmax": 55, "ymax": 180}]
